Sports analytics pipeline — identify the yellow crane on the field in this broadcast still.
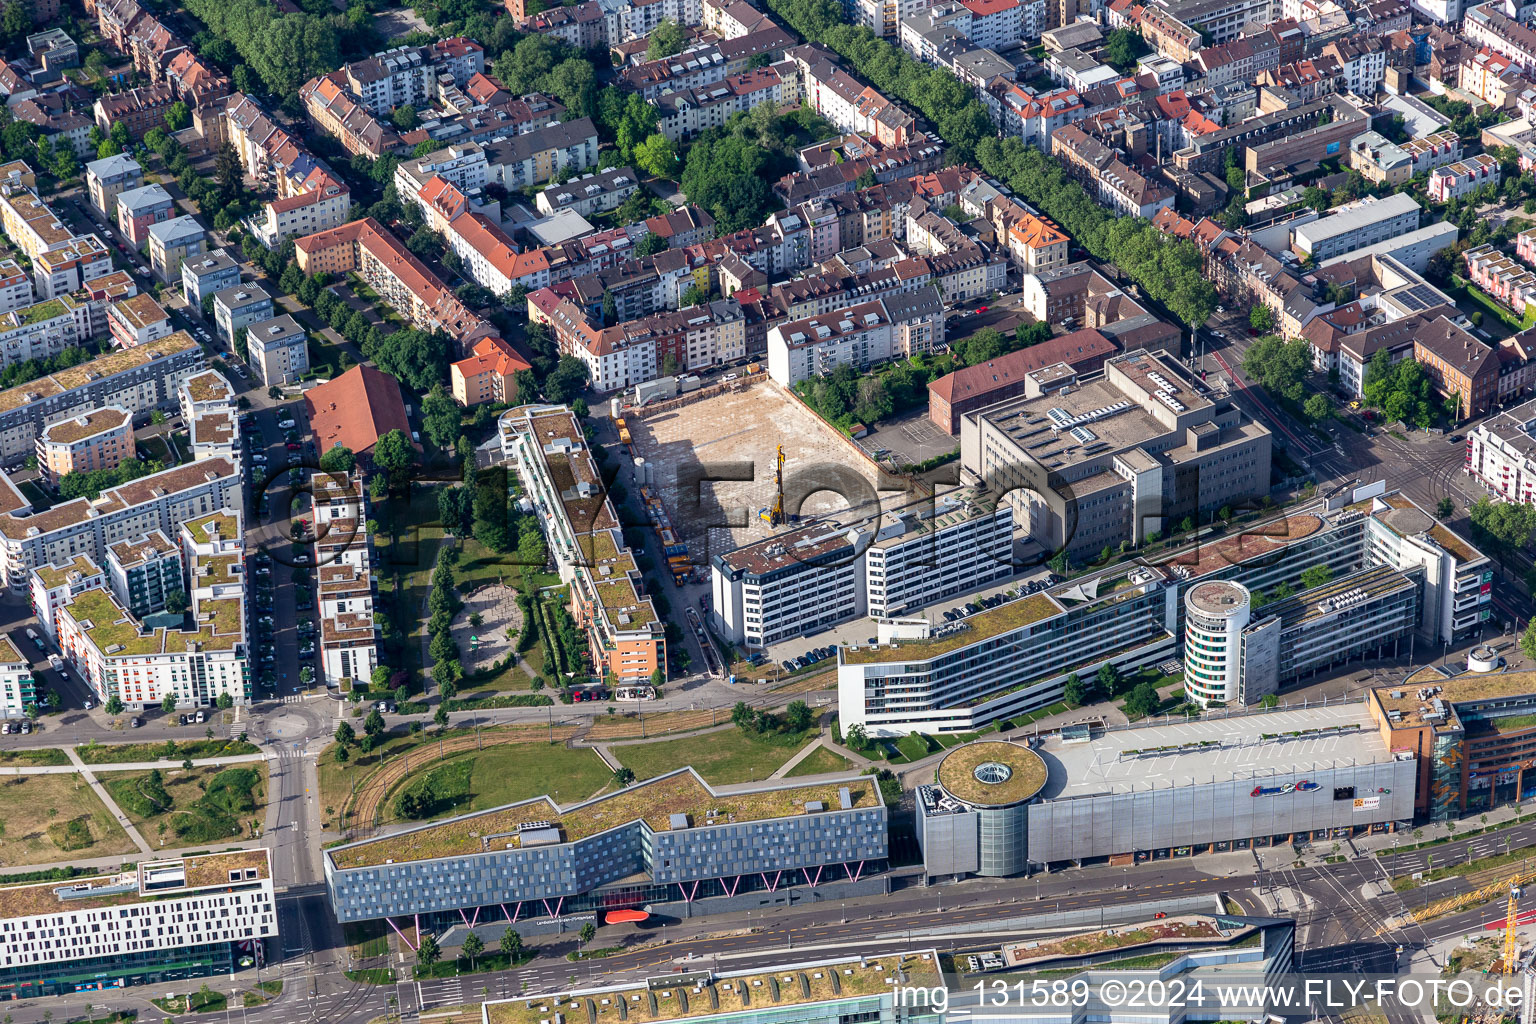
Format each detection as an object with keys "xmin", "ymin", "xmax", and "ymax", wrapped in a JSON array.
[{"xmin": 1496, "ymin": 883, "xmax": 1523, "ymax": 974}]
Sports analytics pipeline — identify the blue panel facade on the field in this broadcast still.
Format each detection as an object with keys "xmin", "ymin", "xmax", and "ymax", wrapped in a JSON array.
[{"xmin": 326, "ymin": 808, "xmax": 888, "ymax": 923}]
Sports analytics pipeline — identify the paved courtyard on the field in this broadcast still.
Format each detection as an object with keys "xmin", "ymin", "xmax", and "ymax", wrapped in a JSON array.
[{"xmin": 454, "ymin": 584, "xmax": 523, "ymax": 674}]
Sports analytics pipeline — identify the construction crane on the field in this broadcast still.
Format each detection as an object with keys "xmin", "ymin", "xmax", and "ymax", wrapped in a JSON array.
[
  {"xmin": 760, "ymin": 445, "xmax": 786, "ymax": 526},
  {"xmin": 1496, "ymin": 884, "xmax": 1524, "ymax": 975}
]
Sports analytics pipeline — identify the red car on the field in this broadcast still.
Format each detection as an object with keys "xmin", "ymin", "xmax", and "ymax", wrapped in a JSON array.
[
  {"xmin": 286, "ymin": 442, "xmax": 301, "ymax": 450},
  {"xmin": 975, "ymin": 305, "xmax": 989, "ymax": 313}
]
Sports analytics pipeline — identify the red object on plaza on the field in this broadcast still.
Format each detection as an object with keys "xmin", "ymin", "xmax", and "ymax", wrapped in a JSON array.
[{"xmin": 606, "ymin": 909, "xmax": 649, "ymax": 924}]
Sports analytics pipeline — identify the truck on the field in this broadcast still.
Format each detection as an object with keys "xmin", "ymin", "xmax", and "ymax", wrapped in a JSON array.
[{"xmin": 47, "ymin": 654, "xmax": 62, "ymax": 672}]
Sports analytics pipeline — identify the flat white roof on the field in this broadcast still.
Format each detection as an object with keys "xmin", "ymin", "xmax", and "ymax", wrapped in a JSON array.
[{"xmin": 1037, "ymin": 704, "xmax": 1394, "ymax": 800}]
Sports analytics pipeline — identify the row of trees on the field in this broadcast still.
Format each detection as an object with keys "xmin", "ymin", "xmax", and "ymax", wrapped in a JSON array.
[
  {"xmin": 763, "ymin": 0, "xmax": 1216, "ymax": 327},
  {"xmin": 59, "ymin": 459, "xmax": 165, "ymax": 500},
  {"xmin": 178, "ymin": 0, "xmax": 342, "ymax": 101}
]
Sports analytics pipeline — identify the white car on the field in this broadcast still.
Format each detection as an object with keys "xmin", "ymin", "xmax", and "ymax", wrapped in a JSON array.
[
  {"xmin": 251, "ymin": 453, "xmax": 267, "ymax": 463},
  {"xmin": 278, "ymin": 419, "xmax": 295, "ymax": 429}
]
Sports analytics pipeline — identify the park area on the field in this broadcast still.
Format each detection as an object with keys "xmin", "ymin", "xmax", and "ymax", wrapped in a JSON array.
[
  {"xmin": 101, "ymin": 763, "xmax": 267, "ymax": 847},
  {"xmin": 614, "ymin": 726, "xmax": 824, "ymax": 785},
  {"xmin": 384, "ymin": 744, "xmax": 611, "ymax": 824},
  {"xmin": 627, "ymin": 380, "xmax": 882, "ymax": 562},
  {"xmin": 0, "ymin": 774, "xmax": 138, "ymax": 865}
]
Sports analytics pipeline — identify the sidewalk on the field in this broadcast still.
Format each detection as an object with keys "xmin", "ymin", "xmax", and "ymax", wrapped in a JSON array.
[
  {"xmin": 0, "ymin": 752, "xmax": 266, "ymax": 775},
  {"xmin": 64, "ymin": 746, "xmax": 152, "ymax": 855}
]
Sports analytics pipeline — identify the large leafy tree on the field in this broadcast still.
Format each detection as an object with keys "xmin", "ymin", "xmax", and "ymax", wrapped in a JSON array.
[{"xmin": 421, "ymin": 384, "xmax": 461, "ymax": 450}]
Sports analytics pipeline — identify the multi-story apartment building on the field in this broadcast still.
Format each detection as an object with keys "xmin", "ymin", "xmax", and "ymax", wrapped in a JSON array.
[
  {"xmin": 106, "ymin": 292, "xmax": 171, "ymax": 350},
  {"xmin": 499, "ymin": 404, "xmax": 665, "ymax": 680},
  {"xmin": 35, "ymin": 405, "xmax": 133, "ymax": 486},
  {"xmin": 0, "ymin": 331, "xmax": 202, "ymax": 463},
  {"xmin": 655, "ymin": 68, "xmax": 789, "ymax": 141},
  {"xmin": 293, "ymin": 218, "xmax": 498, "ymax": 352},
  {"xmin": 104, "ymin": 528, "xmax": 181, "ymax": 618},
  {"xmin": 569, "ymin": 527, "xmax": 667, "ymax": 682},
  {"xmin": 0, "ymin": 259, "xmax": 32, "ymax": 318},
  {"xmin": 394, "ymin": 142, "xmax": 490, "ymax": 202},
  {"xmin": 336, "ymin": 37, "xmax": 484, "ymax": 116},
  {"xmin": 1465, "ymin": 243, "xmax": 1536, "ymax": 318},
  {"xmin": 1402, "ymin": 130, "xmax": 1463, "ymax": 176},
  {"xmin": 29, "ymin": 552, "xmax": 106, "ymax": 645},
  {"xmin": 91, "ymin": 83, "xmax": 172, "ymax": 139},
  {"xmin": 55, "ymin": 506, "xmax": 248, "ymax": 707},
  {"xmin": 0, "ymin": 293, "xmax": 90, "ymax": 370},
  {"xmin": 1429, "ymin": 154, "xmax": 1501, "ymax": 202},
  {"xmin": 1005, "ymin": 214, "xmax": 1069, "ymax": 274},
  {"xmin": 114, "ymin": 183, "xmax": 174, "ymax": 248},
  {"xmin": 181, "ymin": 251, "xmax": 240, "ymax": 311},
  {"xmin": 0, "ymin": 635, "xmax": 32, "ymax": 717},
  {"xmin": 961, "ymin": 349, "xmax": 1272, "ymax": 559},
  {"xmin": 450, "ymin": 337, "xmax": 531, "ymax": 407},
  {"xmin": 244, "ymin": 315, "xmax": 308, "ymax": 387},
  {"xmin": 1463, "ymin": 2, "xmax": 1536, "ymax": 71},
  {"xmin": 417, "ymin": 178, "xmax": 551, "ymax": 298},
  {"xmin": 1412, "ymin": 315, "xmax": 1498, "ymax": 419},
  {"xmin": 1292, "ymin": 193, "xmax": 1421, "ymax": 262},
  {"xmin": 33, "ymin": 234, "xmax": 112, "ymax": 300},
  {"xmin": 324, "ymin": 769, "xmax": 885, "ymax": 930},
  {"xmin": 1458, "ymin": 397, "xmax": 1536, "ymax": 509},
  {"xmin": 312, "ymin": 485, "xmax": 376, "ymax": 686},
  {"xmin": 839, "ymin": 486, "xmax": 1489, "ymax": 735},
  {"xmin": 0, "ymin": 850, "xmax": 276, "ymax": 997},
  {"xmin": 178, "ymin": 369, "xmax": 235, "ymax": 423},
  {"xmin": 212, "ymin": 284, "xmax": 273, "ymax": 349},
  {"xmin": 147, "ymin": 216, "xmax": 205, "ymax": 282},
  {"xmin": 480, "ymin": 118, "xmax": 600, "ymax": 190},
  {"xmin": 84, "ymin": 152, "xmax": 142, "ymax": 220},
  {"xmin": 712, "ymin": 488, "xmax": 1016, "ymax": 647},
  {"xmin": 0, "ymin": 454, "xmax": 239, "ymax": 592},
  {"xmin": 791, "ymin": 50, "xmax": 918, "ymax": 147},
  {"xmin": 249, "ymin": 177, "xmax": 351, "ymax": 249},
  {"xmin": 958, "ymin": 0, "xmax": 1022, "ymax": 47},
  {"xmin": 535, "ymin": 167, "xmax": 640, "ymax": 219}
]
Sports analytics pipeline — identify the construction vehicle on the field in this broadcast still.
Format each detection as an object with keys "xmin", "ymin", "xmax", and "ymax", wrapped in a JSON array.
[{"xmin": 760, "ymin": 445, "xmax": 786, "ymax": 526}]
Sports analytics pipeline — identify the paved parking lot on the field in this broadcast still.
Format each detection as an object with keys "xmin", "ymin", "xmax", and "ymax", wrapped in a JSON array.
[{"xmin": 855, "ymin": 408, "xmax": 959, "ymax": 468}]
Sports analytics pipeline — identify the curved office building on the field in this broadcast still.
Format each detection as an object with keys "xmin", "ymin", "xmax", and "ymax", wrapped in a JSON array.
[
  {"xmin": 917, "ymin": 742, "xmax": 1047, "ymax": 878},
  {"xmin": 1184, "ymin": 581, "xmax": 1251, "ymax": 705}
]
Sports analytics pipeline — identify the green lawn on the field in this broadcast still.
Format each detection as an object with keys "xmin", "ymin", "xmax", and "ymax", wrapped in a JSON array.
[
  {"xmin": 75, "ymin": 738, "xmax": 260, "ymax": 764},
  {"xmin": 0, "ymin": 747, "xmax": 69, "ymax": 766},
  {"xmin": 461, "ymin": 656, "xmax": 535, "ymax": 692},
  {"xmin": 616, "ymin": 728, "xmax": 815, "ymax": 785},
  {"xmin": 784, "ymin": 746, "xmax": 854, "ymax": 777},
  {"xmin": 386, "ymin": 743, "xmax": 611, "ymax": 823}
]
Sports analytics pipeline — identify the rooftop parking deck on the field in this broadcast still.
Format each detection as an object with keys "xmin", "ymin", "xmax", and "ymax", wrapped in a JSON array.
[{"xmin": 1037, "ymin": 705, "xmax": 1390, "ymax": 799}]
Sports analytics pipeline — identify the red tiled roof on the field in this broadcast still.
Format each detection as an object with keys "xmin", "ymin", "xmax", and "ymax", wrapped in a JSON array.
[
  {"xmin": 304, "ymin": 364, "xmax": 413, "ymax": 457},
  {"xmin": 929, "ymin": 328, "xmax": 1118, "ymax": 404}
]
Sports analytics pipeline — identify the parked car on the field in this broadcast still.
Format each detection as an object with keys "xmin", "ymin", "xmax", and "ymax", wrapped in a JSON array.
[
  {"xmin": 82, "ymin": 698, "xmax": 95, "ymax": 710},
  {"xmin": 277, "ymin": 419, "xmax": 295, "ymax": 429},
  {"xmin": 194, "ymin": 710, "xmax": 206, "ymax": 723},
  {"xmin": 130, "ymin": 716, "xmax": 144, "ymax": 728},
  {"xmin": 19, "ymin": 721, "xmax": 30, "ymax": 734}
]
